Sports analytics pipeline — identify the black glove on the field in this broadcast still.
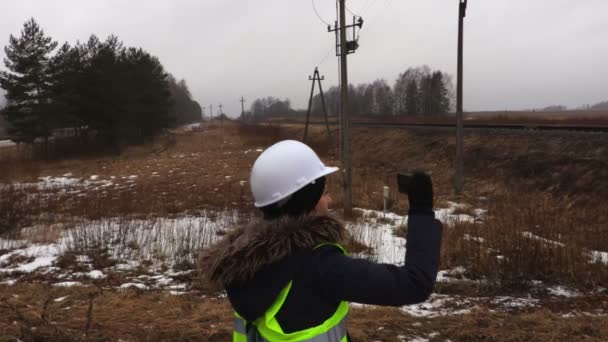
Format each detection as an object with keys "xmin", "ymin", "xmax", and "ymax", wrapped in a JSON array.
[{"xmin": 398, "ymin": 171, "xmax": 433, "ymax": 210}]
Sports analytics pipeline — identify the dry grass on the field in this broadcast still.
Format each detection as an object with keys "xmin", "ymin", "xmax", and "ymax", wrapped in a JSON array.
[
  {"xmin": 440, "ymin": 192, "xmax": 608, "ymax": 291},
  {"xmin": 296, "ymin": 124, "xmax": 608, "ymax": 291},
  {"xmin": 276, "ymin": 110, "xmax": 608, "ymax": 126},
  {"xmin": 0, "ymin": 186, "xmax": 35, "ymax": 237},
  {"xmin": 0, "ymin": 283, "xmax": 606, "ymax": 341},
  {"xmin": 1, "ymin": 122, "xmax": 607, "ymax": 292}
]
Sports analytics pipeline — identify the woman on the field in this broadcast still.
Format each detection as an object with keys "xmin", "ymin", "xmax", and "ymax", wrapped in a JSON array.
[{"xmin": 199, "ymin": 140, "xmax": 443, "ymax": 341}]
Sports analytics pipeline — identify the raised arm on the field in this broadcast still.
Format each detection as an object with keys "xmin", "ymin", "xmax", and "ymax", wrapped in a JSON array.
[{"xmin": 317, "ymin": 172, "xmax": 443, "ymax": 306}]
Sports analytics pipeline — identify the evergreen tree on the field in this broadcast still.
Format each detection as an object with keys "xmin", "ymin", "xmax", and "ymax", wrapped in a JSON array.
[
  {"xmin": 47, "ymin": 42, "xmax": 86, "ymax": 132},
  {"xmin": 405, "ymin": 79, "xmax": 419, "ymax": 115},
  {"xmin": 167, "ymin": 75, "xmax": 203, "ymax": 125},
  {"xmin": 0, "ymin": 18, "xmax": 58, "ymax": 143}
]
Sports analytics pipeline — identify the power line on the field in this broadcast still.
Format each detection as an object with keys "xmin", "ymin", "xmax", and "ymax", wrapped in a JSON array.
[
  {"xmin": 345, "ymin": 0, "xmax": 377, "ymax": 21},
  {"xmin": 361, "ymin": 0, "xmax": 379, "ymax": 15},
  {"xmin": 358, "ymin": 0, "xmax": 392, "ymax": 37},
  {"xmin": 317, "ymin": 44, "xmax": 334, "ymax": 66},
  {"xmin": 345, "ymin": 3, "xmax": 360, "ymax": 17},
  {"xmin": 312, "ymin": 0, "xmax": 331, "ymax": 26}
]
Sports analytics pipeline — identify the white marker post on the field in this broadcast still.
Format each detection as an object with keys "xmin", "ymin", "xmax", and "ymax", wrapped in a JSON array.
[
  {"xmin": 383, "ymin": 186, "xmax": 390, "ymax": 218},
  {"xmin": 239, "ymin": 181, "xmax": 247, "ymax": 200}
]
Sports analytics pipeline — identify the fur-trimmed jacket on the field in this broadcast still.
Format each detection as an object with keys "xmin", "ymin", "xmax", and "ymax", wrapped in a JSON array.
[{"xmin": 199, "ymin": 211, "xmax": 443, "ymax": 334}]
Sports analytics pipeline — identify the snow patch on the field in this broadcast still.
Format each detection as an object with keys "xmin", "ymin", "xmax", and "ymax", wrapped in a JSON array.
[
  {"xmin": 0, "ymin": 244, "xmax": 61, "ymax": 273},
  {"xmin": 463, "ymin": 234, "xmax": 485, "ymax": 243},
  {"xmin": 521, "ymin": 232, "xmax": 565, "ymax": 247},
  {"xmin": 590, "ymin": 250, "xmax": 608, "ymax": 264},
  {"xmin": 547, "ymin": 285, "xmax": 581, "ymax": 298},
  {"xmin": 401, "ymin": 294, "xmax": 472, "ymax": 317},
  {"xmin": 348, "ymin": 209, "xmax": 406, "ymax": 265},
  {"xmin": 120, "ymin": 283, "xmax": 148, "ymax": 290},
  {"xmin": 53, "ymin": 281, "xmax": 82, "ymax": 287},
  {"xmin": 1, "ymin": 279, "xmax": 17, "ymax": 286},
  {"xmin": 87, "ymin": 270, "xmax": 106, "ymax": 279}
]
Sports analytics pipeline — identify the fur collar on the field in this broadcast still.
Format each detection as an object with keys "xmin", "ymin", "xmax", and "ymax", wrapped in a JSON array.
[{"xmin": 198, "ymin": 215, "xmax": 346, "ymax": 286}]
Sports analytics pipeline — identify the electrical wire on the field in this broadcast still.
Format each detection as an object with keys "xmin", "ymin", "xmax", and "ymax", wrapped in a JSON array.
[
  {"xmin": 312, "ymin": 0, "xmax": 331, "ymax": 26},
  {"xmin": 358, "ymin": 0, "xmax": 392, "ymax": 37},
  {"xmin": 345, "ymin": 3, "xmax": 360, "ymax": 17},
  {"xmin": 360, "ymin": 0, "xmax": 379, "ymax": 15},
  {"xmin": 317, "ymin": 45, "xmax": 334, "ymax": 67}
]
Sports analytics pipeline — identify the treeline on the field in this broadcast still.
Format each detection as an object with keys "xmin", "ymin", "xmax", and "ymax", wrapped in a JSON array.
[
  {"xmin": 168, "ymin": 75, "xmax": 202, "ymax": 125},
  {"xmin": 248, "ymin": 97, "xmax": 292, "ymax": 119},
  {"xmin": 312, "ymin": 66, "xmax": 453, "ymax": 117},
  {"xmin": 247, "ymin": 65, "xmax": 453, "ymax": 120},
  {"xmin": 0, "ymin": 18, "xmax": 201, "ymax": 150}
]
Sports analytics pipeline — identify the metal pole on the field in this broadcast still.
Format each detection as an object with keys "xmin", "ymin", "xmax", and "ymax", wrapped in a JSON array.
[
  {"xmin": 455, "ymin": 0, "xmax": 467, "ymax": 194},
  {"xmin": 339, "ymin": 0, "xmax": 353, "ymax": 217}
]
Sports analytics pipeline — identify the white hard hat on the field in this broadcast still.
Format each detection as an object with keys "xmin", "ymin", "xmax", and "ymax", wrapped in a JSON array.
[{"xmin": 250, "ymin": 140, "xmax": 339, "ymax": 208}]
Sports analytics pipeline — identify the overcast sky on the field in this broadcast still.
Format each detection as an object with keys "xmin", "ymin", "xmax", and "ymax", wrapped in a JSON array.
[{"xmin": 1, "ymin": 0, "xmax": 607, "ymax": 117}]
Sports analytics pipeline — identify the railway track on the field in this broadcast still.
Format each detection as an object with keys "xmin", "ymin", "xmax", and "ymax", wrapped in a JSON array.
[{"xmin": 275, "ymin": 120, "xmax": 608, "ymax": 133}]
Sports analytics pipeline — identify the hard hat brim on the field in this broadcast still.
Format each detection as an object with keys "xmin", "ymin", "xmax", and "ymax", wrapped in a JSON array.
[{"xmin": 254, "ymin": 166, "xmax": 339, "ymax": 208}]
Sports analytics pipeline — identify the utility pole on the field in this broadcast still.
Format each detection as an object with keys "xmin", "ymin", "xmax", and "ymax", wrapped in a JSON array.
[
  {"xmin": 455, "ymin": 0, "xmax": 467, "ymax": 194},
  {"xmin": 303, "ymin": 67, "xmax": 331, "ymax": 145},
  {"xmin": 240, "ymin": 97, "xmax": 246, "ymax": 121},
  {"xmin": 209, "ymin": 104, "xmax": 213, "ymax": 121},
  {"xmin": 218, "ymin": 103, "xmax": 223, "ymax": 127},
  {"xmin": 328, "ymin": 1, "xmax": 363, "ymax": 218}
]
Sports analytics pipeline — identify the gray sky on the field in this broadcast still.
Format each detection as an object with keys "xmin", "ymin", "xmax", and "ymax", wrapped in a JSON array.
[{"xmin": 1, "ymin": 0, "xmax": 607, "ymax": 117}]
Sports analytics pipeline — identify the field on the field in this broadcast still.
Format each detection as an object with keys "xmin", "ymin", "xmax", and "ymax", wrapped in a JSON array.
[
  {"xmin": 274, "ymin": 109, "xmax": 608, "ymax": 127},
  {"xmin": 0, "ymin": 121, "xmax": 607, "ymax": 341}
]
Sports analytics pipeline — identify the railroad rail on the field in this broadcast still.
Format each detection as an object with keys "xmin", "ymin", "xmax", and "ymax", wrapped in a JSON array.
[{"xmin": 273, "ymin": 120, "xmax": 608, "ymax": 133}]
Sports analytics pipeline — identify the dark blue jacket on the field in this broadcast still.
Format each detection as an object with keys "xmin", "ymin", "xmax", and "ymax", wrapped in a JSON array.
[{"xmin": 200, "ymin": 210, "xmax": 443, "ymax": 334}]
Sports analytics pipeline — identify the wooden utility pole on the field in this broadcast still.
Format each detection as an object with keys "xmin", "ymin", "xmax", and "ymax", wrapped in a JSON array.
[
  {"xmin": 303, "ymin": 67, "xmax": 331, "ymax": 144},
  {"xmin": 328, "ymin": 1, "xmax": 362, "ymax": 218},
  {"xmin": 455, "ymin": 0, "xmax": 467, "ymax": 194}
]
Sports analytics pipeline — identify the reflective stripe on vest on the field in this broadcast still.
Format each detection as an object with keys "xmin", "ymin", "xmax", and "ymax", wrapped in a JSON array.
[
  {"xmin": 234, "ymin": 316, "xmax": 348, "ymax": 342},
  {"xmin": 233, "ymin": 243, "xmax": 349, "ymax": 342}
]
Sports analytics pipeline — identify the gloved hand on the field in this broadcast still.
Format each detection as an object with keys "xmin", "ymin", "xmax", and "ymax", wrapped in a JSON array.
[{"xmin": 407, "ymin": 172, "xmax": 433, "ymax": 210}]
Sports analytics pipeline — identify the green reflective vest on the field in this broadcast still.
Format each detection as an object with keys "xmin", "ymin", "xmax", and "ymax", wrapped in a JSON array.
[{"xmin": 233, "ymin": 243, "xmax": 349, "ymax": 342}]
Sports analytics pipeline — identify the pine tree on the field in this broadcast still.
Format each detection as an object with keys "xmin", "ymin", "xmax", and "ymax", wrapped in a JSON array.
[
  {"xmin": 0, "ymin": 18, "xmax": 58, "ymax": 143},
  {"xmin": 429, "ymin": 71, "xmax": 450, "ymax": 115},
  {"xmin": 47, "ymin": 42, "xmax": 86, "ymax": 133},
  {"xmin": 405, "ymin": 79, "xmax": 419, "ymax": 116}
]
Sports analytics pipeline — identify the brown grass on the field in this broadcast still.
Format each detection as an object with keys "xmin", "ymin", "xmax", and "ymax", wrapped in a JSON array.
[
  {"xmin": 1, "ymin": 122, "xmax": 607, "ymax": 293},
  {"xmin": 296, "ymin": 124, "xmax": 608, "ymax": 291},
  {"xmin": 0, "ymin": 283, "xmax": 606, "ymax": 341},
  {"xmin": 276, "ymin": 110, "xmax": 608, "ymax": 127},
  {"xmin": 440, "ymin": 192, "xmax": 608, "ymax": 291},
  {"xmin": 0, "ymin": 186, "xmax": 35, "ymax": 237}
]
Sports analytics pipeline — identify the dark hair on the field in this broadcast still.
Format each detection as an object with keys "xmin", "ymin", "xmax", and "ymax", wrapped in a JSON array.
[{"xmin": 260, "ymin": 177, "xmax": 326, "ymax": 220}]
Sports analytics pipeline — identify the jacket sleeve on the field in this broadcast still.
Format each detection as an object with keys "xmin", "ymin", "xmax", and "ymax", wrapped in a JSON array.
[{"xmin": 316, "ymin": 211, "xmax": 443, "ymax": 306}]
